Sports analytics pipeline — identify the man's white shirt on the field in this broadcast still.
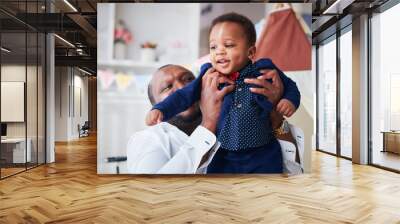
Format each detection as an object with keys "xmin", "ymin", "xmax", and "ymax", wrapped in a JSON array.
[{"xmin": 126, "ymin": 122, "xmax": 220, "ymax": 174}]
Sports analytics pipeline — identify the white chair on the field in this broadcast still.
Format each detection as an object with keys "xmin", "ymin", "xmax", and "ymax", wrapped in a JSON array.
[{"xmin": 278, "ymin": 124, "xmax": 304, "ymax": 175}]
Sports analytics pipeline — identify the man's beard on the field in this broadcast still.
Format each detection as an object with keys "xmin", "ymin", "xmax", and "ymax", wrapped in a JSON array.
[{"xmin": 168, "ymin": 105, "xmax": 202, "ymax": 136}]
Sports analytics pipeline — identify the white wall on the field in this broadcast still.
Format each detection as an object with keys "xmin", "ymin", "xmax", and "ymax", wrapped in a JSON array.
[
  {"xmin": 200, "ymin": 3, "xmax": 265, "ymax": 26},
  {"xmin": 1, "ymin": 65, "xmax": 37, "ymax": 138},
  {"xmin": 1, "ymin": 64, "xmax": 46, "ymax": 164},
  {"xmin": 72, "ymin": 74, "xmax": 89, "ymax": 138},
  {"xmin": 1, "ymin": 82, "xmax": 25, "ymax": 122},
  {"xmin": 55, "ymin": 67, "xmax": 68, "ymax": 141},
  {"xmin": 1, "ymin": 66, "xmax": 26, "ymax": 132},
  {"xmin": 115, "ymin": 3, "xmax": 200, "ymax": 65},
  {"xmin": 199, "ymin": 3, "xmax": 265, "ymax": 56},
  {"xmin": 1, "ymin": 66, "xmax": 26, "ymax": 140},
  {"xmin": 97, "ymin": 3, "xmax": 115, "ymax": 62},
  {"xmin": 54, "ymin": 67, "xmax": 89, "ymax": 141}
]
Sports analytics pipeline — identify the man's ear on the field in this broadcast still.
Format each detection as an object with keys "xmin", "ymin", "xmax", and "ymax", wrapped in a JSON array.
[{"xmin": 248, "ymin": 46, "xmax": 256, "ymax": 60}]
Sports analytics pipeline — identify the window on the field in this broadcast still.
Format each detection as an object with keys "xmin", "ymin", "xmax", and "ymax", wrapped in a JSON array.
[
  {"xmin": 370, "ymin": 2, "xmax": 400, "ymax": 171},
  {"xmin": 339, "ymin": 29, "xmax": 352, "ymax": 158},
  {"xmin": 317, "ymin": 37, "xmax": 337, "ymax": 154},
  {"xmin": 0, "ymin": 1, "xmax": 47, "ymax": 179}
]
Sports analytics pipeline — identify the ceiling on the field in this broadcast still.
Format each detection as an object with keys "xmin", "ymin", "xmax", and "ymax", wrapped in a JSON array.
[
  {"xmin": 0, "ymin": 0, "xmax": 98, "ymax": 73},
  {"xmin": 311, "ymin": 0, "xmax": 390, "ymax": 43}
]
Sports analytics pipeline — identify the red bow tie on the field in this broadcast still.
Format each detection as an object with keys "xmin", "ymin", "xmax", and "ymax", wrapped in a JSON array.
[{"xmin": 229, "ymin": 72, "xmax": 240, "ymax": 81}]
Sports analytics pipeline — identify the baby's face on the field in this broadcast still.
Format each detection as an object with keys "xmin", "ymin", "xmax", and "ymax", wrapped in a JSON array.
[{"xmin": 209, "ymin": 22, "xmax": 254, "ymax": 75}]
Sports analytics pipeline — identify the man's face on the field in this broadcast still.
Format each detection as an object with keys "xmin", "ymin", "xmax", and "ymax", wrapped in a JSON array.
[
  {"xmin": 150, "ymin": 65, "xmax": 199, "ymax": 120},
  {"xmin": 209, "ymin": 22, "xmax": 254, "ymax": 75}
]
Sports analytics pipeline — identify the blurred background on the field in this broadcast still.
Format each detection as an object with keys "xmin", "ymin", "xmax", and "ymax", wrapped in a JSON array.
[{"xmin": 97, "ymin": 3, "xmax": 312, "ymax": 174}]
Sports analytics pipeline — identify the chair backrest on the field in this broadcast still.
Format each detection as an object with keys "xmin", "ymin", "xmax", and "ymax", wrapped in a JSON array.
[{"xmin": 82, "ymin": 121, "xmax": 90, "ymax": 129}]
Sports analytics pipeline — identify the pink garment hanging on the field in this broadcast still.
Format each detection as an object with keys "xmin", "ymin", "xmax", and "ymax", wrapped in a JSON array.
[{"xmin": 255, "ymin": 8, "xmax": 311, "ymax": 71}]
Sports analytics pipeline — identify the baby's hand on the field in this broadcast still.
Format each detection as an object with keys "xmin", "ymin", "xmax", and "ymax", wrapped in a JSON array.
[
  {"xmin": 276, "ymin": 99, "xmax": 296, "ymax": 117},
  {"xmin": 146, "ymin": 109, "xmax": 163, "ymax": 126}
]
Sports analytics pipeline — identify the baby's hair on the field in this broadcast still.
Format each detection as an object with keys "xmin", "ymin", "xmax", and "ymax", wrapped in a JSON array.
[{"xmin": 210, "ymin": 12, "xmax": 256, "ymax": 47}]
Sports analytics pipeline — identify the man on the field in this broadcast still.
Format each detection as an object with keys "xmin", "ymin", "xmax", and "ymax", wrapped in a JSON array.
[{"xmin": 126, "ymin": 64, "xmax": 295, "ymax": 174}]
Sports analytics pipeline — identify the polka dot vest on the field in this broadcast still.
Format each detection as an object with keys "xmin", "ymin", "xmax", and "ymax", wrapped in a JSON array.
[{"xmin": 218, "ymin": 62, "xmax": 273, "ymax": 151}]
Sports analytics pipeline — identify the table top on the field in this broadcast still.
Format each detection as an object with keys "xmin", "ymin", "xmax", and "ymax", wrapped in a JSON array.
[
  {"xmin": 1, "ymin": 138, "xmax": 28, "ymax": 143},
  {"xmin": 381, "ymin": 131, "xmax": 400, "ymax": 134}
]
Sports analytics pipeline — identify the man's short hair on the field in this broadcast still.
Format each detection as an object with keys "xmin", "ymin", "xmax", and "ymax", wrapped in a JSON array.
[{"xmin": 210, "ymin": 12, "xmax": 256, "ymax": 47}]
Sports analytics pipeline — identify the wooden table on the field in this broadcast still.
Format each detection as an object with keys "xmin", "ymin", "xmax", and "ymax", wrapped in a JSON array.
[{"xmin": 381, "ymin": 131, "xmax": 400, "ymax": 154}]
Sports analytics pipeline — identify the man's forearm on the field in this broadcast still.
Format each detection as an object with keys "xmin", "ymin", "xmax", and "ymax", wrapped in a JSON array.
[
  {"xmin": 270, "ymin": 109, "xmax": 284, "ymax": 130},
  {"xmin": 271, "ymin": 109, "xmax": 295, "ymax": 143}
]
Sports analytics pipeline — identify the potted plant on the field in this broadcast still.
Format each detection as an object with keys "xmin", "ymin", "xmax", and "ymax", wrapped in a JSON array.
[
  {"xmin": 114, "ymin": 20, "xmax": 133, "ymax": 60},
  {"xmin": 140, "ymin": 41, "xmax": 157, "ymax": 62}
]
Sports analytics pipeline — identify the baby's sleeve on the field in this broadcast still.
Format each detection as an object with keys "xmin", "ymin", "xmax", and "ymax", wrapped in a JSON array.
[
  {"xmin": 152, "ymin": 63, "xmax": 213, "ymax": 121},
  {"xmin": 254, "ymin": 59, "xmax": 301, "ymax": 109}
]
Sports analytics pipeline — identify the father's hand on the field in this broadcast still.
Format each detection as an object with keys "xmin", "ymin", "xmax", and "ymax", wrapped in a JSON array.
[
  {"xmin": 200, "ymin": 68, "xmax": 235, "ymax": 133},
  {"xmin": 245, "ymin": 69, "xmax": 287, "ymax": 131},
  {"xmin": 244, "ymin": 69, "xmax": 284, "ymax": 106}
]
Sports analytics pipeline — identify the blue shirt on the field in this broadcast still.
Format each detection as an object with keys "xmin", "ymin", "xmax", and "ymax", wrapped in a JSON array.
[{"xmin": 153, "ymin": 58, "xmax": 300, "ymax": 151}]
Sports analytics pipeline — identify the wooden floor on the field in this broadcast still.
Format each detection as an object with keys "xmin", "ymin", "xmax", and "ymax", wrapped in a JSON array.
[
  {"xmin": 372, "ymin": 151, "xmax": 400, "ymax": 171},
  {"xmin": 1, "ymin": 163, "xmax": 45, "ymax": 178},
  {"xmin": 1, "ymin": 167, "xmax": 26, "ymax": 178},
  {"xmin": 1, "ymin": 135, "xmax": 400, "ymax": 223}
]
